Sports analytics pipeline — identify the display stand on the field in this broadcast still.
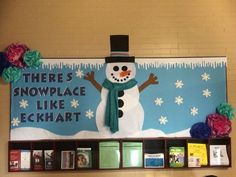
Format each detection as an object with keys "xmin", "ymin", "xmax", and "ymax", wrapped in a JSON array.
[{"xmin": 8, "ymin": 137, "xmax": 231, "ymax": 172}]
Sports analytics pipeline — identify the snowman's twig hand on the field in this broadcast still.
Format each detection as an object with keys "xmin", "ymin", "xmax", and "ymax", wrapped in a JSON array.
[
  {"xmin": 139, "ymin": 73, "xmax": 158, "ymax": 92},
  {"xmin": 84, "ymin": 71, "xmax": 102, "ymax": 92},
  {"xmin": 84, "ymin": 71, "xmax": 95, "ymax": 82},
  {"xmin": 148, "ymin": 73, "xmax": 159, "ymax": 85}
]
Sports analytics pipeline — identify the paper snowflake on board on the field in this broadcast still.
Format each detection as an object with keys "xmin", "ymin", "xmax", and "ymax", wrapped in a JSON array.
[
  {"xmin": 11, "ymin": 117, "xmax": 21, "ymax": 126},
  {"xmin": 76, "ymin": 69, "xmax": 84, "ymax": 78},
  {"xmin": 159, "ymin": 116, "xmax": 168, "ymax": 125},
  {"xmin": 190, "ymin": 107, "xmax": 199, "ymax": 116},
  {"xmin": 154, "ymin": 97, "xmax": 164, "ymax": 106},
  {"xmin": 85, "ymin": 109, "xmax": 94, "ymax": 119},
  {"xmin": 19, "ymin": 99, "xmax": 28, "ymax": 109},
  {"xmin": 202, "ymin": 89, "xmax": 212, "ymax": 98},
  {"xmin": 175, "ymin": 80, "xmax": 184, "ymax": 88},
  {"xmin": 71, "ymin": 99, "xmax": 79, "ymax": 108},
  {"xmin": 175, "ymin": 96, "xmax": 183, "ymax": 105},
  {"xmin": 201, "ymin": 72, "xmax": 210, "ymax": 81}
]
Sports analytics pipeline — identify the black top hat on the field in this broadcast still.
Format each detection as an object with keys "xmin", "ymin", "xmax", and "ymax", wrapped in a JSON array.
[{"xmin": 105, "ymin": 35, "xmax": 135, "ymax": 63}]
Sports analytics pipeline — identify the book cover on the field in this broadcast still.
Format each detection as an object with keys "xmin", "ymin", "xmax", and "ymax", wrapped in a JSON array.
[
  {"xmin": 169, "ymin": 147, "xmax": 185, "ymax": 167},
  {"xmin": 61, "ymin": 150, "xmax": 75, "ymax": 169},
  {"xmin": 99, "ymin": 141, "xmax": 120, "ymax": 169},
  {"xmin": 20, "ymin": 150, "xmax": 31, "ymax": 170},
  {"xmin": 77, "ymin": 148, "xmax": 92, "ymax": 168},
  {"xmin": 144, "ymin": 153, "xmax": 164, "ymax": 168},
  {"xmin": 44, "ymin": 150, "xmax": 54, "ymax": 170},
  {"xmin": 9, "ymin": 150, "xmax": 21, "ymax": 171},
  {"xmin": 32, "ymin": 150, "xmax": 43, "ymax": 170},
  {"xmin": 188, "ymin": 143, "xmax": 208, "ymax": 166},
  {"xmin": 210, "ymin": 145, "xmax": 229, "ymax": 166},
  {"xmin": 122, "ymin": 142, "xmax": 143, "ymax": 168}
]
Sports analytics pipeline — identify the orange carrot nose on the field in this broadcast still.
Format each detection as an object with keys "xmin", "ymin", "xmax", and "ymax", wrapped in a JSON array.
[{"xmin": 120, "ymin": 70, "xmax": 131, "ymax": 77}]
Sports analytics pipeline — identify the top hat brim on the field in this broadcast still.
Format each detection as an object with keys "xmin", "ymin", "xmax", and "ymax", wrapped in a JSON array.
[{"xmin": 105, "ymin": 56, "xmax": 135, "ymax": 63}]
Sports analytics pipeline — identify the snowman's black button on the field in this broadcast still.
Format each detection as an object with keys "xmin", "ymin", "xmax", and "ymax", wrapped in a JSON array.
[
  {"xmin": 118, "ymin": 91, "xmax": 124, "ymax": 97},
  {"xmin": 118, "ymin": 99, "xmax": 124, "ymax": 108},
  {"xmin": 118, "ymin": 110, "xmax": 123, "ymax": 118}
]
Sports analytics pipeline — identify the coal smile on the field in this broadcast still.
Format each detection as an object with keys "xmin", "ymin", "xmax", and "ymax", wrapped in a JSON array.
[{"xmin": 111, "ymin": 73, "xmax": 130, "ymax": 82}]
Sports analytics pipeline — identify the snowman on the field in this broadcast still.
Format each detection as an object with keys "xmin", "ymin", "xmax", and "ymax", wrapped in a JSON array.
[{"xmin": 84, "ymin": 35, "xmax": 158, "ymax": 137}]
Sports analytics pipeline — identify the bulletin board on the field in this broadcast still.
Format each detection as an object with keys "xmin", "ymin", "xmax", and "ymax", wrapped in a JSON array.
[{"xmin": 10, "ymin": 57, "xmax": 227, "ymax": 140}]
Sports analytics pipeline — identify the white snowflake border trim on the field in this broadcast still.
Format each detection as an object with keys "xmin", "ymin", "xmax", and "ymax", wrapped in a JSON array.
[
  {"xmin": 42, "ymin": 59, "xmax": 104, "ymax": 70},
  {"xmin": 136, "ymin": 57, "xmax": 226, "ymax": 69},
  {"xmin": 41, "ymin": 57, "xmax": 226, "ymax": 70}
]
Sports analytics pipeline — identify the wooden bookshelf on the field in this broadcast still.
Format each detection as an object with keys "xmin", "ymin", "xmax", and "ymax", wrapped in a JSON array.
[{"xmin": 8, "ymin": 137, "xmax": 231, "ymax": 172}]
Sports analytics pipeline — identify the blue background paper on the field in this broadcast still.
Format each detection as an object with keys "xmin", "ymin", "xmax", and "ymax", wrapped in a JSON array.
[{"xmin": 10, "ymin": 58, "xmax": 227, "ymax": 139}]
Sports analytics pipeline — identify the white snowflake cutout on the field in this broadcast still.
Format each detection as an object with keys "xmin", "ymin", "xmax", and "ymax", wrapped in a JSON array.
[
  {"xmin": 71, "ymin": 99, "xmax": 79, "ymax": 108},
  {"xmin": 19, "ymin": 99, "xmax": 29, "ymax": 109},
  {"xmin": 190, "ymin": 107, "xmax": 198, "ymax": 116},
  {"xmin": 202, "ymin": 89, "xmax": 212, "ymax": 98},
  {"xmin": 11, "ymin": 117, "xmax": 21, "ymax": 127},
  {"xmin": 86, "ymin": 109, "xmax": 94, "ymax": 119},
  {"xmin": 76, "ymin": 69, "xmax": 84, "ymax": 78},
  {"xmin": 154, "ymin": 97, "xmax": 164, "ymax": 106},
  {"xmin": 201, "ymin": 72, "xmax": 210, "ymax": 81},
  {"xmin": 159, "ymin": 116, "xmax": 168, "ymax": 125},
  {"xmin": 175, "ymin": 96, "xmax": 183, "ymax": 105},
  {"xmin": 175, "ymin": 80, "xmax": 184, "ymax": 88}
]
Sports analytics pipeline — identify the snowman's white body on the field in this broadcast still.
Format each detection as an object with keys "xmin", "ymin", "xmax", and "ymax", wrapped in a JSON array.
[{"xmin": 95, "ymin": 62, "xmax": 144, "ymax": 137}]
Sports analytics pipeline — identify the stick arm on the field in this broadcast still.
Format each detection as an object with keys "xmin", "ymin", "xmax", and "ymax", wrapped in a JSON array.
[
  {"xmin": 139, "ymin": 73, "xmax": 158, "ymax": 92},
  {"xmin": 84, "ymin": 71, "xmax": 102, "ymax": 92}
]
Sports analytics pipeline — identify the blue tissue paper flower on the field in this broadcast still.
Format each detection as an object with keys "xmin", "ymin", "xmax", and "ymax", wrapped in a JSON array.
[{"xmin": 190, "ymin": 122, "xmax": 211, "ymax": 139}]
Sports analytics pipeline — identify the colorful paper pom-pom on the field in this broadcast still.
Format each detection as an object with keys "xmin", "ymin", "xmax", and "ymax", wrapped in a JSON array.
[
  {"xmin": 0, "ymin": 52, "xmax": 13, "ymax": 76},
  {"xmin": 23, "ymin": 50, "xmax": 42, "ymax": 68},
  {"xmin": 5, "ymin": 43, "xmax": 29, "ymax": 68},
  {"xmin": 217, "ymin": 102, "xmax": 235, "ymax": 120},
  {"xmin": 207, "ymin": 113, "xmax": 231, "ymax": 138},
  {"xmin": 190, "ymin": 122, "xmax": 211, "ymax": 139},
  {"xmin": 2, "ymin": 66, "xmax": 22, "ymax": 83}
]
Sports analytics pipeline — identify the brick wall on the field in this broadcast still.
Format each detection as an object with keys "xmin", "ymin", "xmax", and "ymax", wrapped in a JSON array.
[{"xmin": 0, "ymin": 0, "xmax": 235, "ymax": 176}]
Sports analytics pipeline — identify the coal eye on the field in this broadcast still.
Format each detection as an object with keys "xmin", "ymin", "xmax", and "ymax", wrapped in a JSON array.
[
  {"xmin": 122, "ymin": 66, "xmax": 128, "ymax": 71},
  {"xmin": 113, "ymin": 66, "xmax": 119, "ymax": 71}
]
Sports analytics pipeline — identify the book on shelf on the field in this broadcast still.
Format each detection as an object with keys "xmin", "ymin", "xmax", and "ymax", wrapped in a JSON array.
[
  {"xmin": 144, "ymin": 153, "xmax": 164, "ymax": 168},
  {"xmin": 188, "ymin": 143, "xmax": 208, "ymax": 167},
  {"xmin": 169, "ymin": 147, "xmax": 185, "ymax": 167},
  {"xmin": 210, "ymin": 145, "xmax": 229, "ymax": 166},
  {"xmin": 9, "ymin": 150, "xmax": 21, "ymax": 171},
  {"xmin": 99, "ymin": 141, "xmax": 120, "ymax": 169},
  {"xmin": 20, "ymin": 150, "xmax": 31, "ymax": 170},
  {"xmin": 44, "ymin": 150, "xmax": 54, "ymax": 170},
  {"xmin": 32, "ymin": 150, "xmax": 43, "ymax": 170},
  {"xmin": 77, "ymin": 148, "xmax": 92, "ymax": 168},
  {"xmin": 61, "ymin": 150, "xmax": 75, "ymax": 169},
  {"xmin": 122, "ymin": 142, "xmax": 143, "ymax": 168}
]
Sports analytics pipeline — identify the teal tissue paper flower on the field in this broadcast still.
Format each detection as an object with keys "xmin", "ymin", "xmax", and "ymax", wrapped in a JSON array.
[
  {"xmin": 217, "ymin": 102, "xmax": 235, "ymax": 120},
  {"xmin": 2, "ymin": 66, "xmax": 22, "ymax": 83},
  {"xmin": 23, "ymin": 50, "xmax": 42, "ymax": 68}
]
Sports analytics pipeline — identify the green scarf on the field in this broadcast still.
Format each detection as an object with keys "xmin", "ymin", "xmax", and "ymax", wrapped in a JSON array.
[{"xmin": 102, "ymin": 78, "xmax": 138, "ymax": 133}]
